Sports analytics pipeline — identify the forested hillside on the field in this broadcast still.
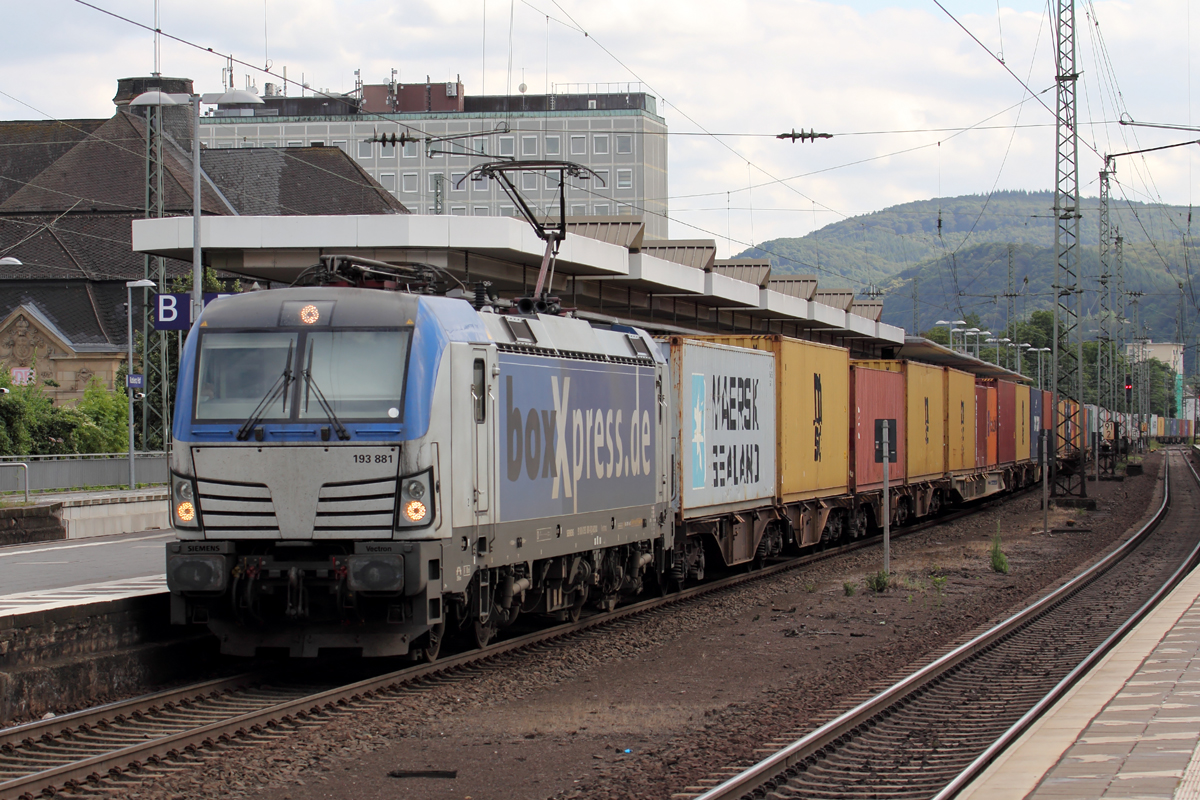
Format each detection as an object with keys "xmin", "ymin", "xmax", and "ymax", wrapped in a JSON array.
[{"xmin": 736, "ymin": 191, "xmax": 1199, "ymax": 349}]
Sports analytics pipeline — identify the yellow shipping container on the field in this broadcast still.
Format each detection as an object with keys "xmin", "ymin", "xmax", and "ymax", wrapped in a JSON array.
[
  {"xmin": 1014, "ymin": 383, "xmax": 1030, "ymax": 463},
  {"xmin": 698, "ymin": 335, "xmax": 849, "ymax": 502},
  {"xmin": 944, "ymin": 367, "xmax": 976, "ymax": 474},
  {"xmin": 852, "ymin": 359, "xmax": 947, "ymax": 483}
]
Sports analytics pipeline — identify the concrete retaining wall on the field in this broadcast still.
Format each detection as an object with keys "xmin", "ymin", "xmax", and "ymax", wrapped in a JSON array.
[
  {"xmin": 0, "ymin": 504, "xmax": 66, "ymax": 547},
  {"xmin": 61, "ymin": 490, "xmax": 169, "ymax": 539},
  {"xmin": 0, "ymin": 594, "xmax": 217, "ymax": 725}
]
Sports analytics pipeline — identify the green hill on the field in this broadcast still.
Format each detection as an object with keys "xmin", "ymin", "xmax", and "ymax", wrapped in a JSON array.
[{"xmin": 736, "ymin": 191, "xmax": 1200, "ymax": 351}]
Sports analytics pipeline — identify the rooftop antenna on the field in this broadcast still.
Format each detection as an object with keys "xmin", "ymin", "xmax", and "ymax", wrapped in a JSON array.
[{"xmin": 152, "ymin": 0, "xmax": 161, "ymax": 76}]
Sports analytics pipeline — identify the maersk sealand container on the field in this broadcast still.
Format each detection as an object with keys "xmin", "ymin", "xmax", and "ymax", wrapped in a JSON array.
[
  {"xmin": 1029, "ymin": 387, "xmax": 1043, "ymax": 461},
  {"xmin": 667, "ymin": 338, "xmax": 778, "ymax": 518}
]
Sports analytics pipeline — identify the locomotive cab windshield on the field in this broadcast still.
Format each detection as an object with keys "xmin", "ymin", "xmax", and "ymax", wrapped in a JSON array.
[{"xmin": 193, "ymin": 327, "xmax": 411, "ymax": 424}]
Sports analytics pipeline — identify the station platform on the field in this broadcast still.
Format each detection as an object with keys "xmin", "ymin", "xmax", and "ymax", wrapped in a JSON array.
[
  {"xmin": 961, "ymin": 545, "xmax": 1200, "ymax": 799},
  {"xmin": 0, "ymin": 528, "xmax": 171, "ymax": 620}
]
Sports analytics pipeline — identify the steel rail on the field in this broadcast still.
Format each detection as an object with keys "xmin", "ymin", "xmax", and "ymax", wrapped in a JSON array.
[
  {"xmin": 0, "ymin": 482, "xmax": 1039, "ymax": 800},
  {"xmin": 690, "ymin": 452, "xmax": 1177, "ymax": 800}
]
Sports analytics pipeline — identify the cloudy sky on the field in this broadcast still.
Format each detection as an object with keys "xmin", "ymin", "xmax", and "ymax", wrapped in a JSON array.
[{"xmin": 2, "ymin": 0, "xmax": 1194, "ymax": 257}]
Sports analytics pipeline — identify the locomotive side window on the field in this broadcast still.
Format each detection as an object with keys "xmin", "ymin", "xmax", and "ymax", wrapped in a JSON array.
[{"xmin": 472, "ymin": 359, "xmax": 487, "ymax": 422}]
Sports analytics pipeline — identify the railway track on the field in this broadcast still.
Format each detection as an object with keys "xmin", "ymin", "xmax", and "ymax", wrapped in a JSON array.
[
  {"xmin": 685, "ymin": 449, "xmax": 1197, "ymax": 800},
  {"xmin": 0, "ymin": 482, "xmax": 1044, "ymax": 800}
]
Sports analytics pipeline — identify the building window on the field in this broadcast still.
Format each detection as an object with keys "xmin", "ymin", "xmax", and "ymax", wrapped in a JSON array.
[
  {"xmin": 473, "ymin": 137, "xmax": 488, "ymax": 156},
  {"xmin": 286, "ymin": 140, "xmax": 303, "ymax": 147},
  {"xmin": 616, "ymin": 134, "xmax": 633, "ymax": 154},
  {"xmin": 473, "ymin": 206, "xmax": 489, "ymax": 216},
  {"xmin": 402, "ymin": 140, "xmax": 418, "ymax": 158},
  {"xmin": 240, "ymin": 141, "xmax": 257, "ymax": 148},
  {"xmin": 521, "ymin": 135, "xmax": 538, "ymax": 157},
  {"xmin": 570, "ymin": 203, "xmax": 587, "ymax": 216},
  {"xmin": 545, "ymin": 173, "xmax": 562, "ymax": 191},
  {"xmin": 310, "ymin": 140, "xmax": 325, "ymax": 147},
  {"xmin": 381, "ymin": 141, "xmax": 396, "ymax": 157},
  {"xmin": 333, "ymin": 140, "xmax": 348, "ymax": 154},
  {"xmin": 616, "ymin": 169, "xmax": 633, "ymax": 190},
  {"xmin": 429, "ymin": 172, "xmax": 444, "ymax": 192},
  {"xmin": 219, "ymin": 142, "xmax": 236, "ymax": 149},
  {"xmin": 450, "ymin": 206, "xmax": 468, "ymax": 216},
  {"xmin": 472, "ymin": 173, "xmax": 488, "ymax": 191},
  {"xmin": 358, "ymin": 140, "xmax": 373, "ymax": 158},
  {"xmin": 401, "ymin": 173, "xmax": 418, "ymax": 193},
  {"xmin": 587, "ymin": 99, "xmax": 597, "ymax": 110},
  {"xmin": 498, "ymin": 136, "xmax": 515, "ymax": 157},
  {"xmin": 570, "ymin": 135, "xmax": 586, "ymax": 155},
  {"xmin": 521, "ymin": 172, "xmax": 538, "ymax": 192},
  {"xmin": 594, "ymin": 203, "xmax": 610, "ymax": 215},
  {"xmin": 593, "ymin": 134, "xmax": 609, "ymax": 155},
  {"xmin": 594, "ymin": 169, "xmax": 609, "ymax": 189},
  {"xmin": 499, "ymin": 206, "xmax": 517, "ymax": 217},
  {"xmin": 544, "ymin": 136, "xmax": 560, "ymax": 156},
  {"xmin": 618, "ymin": 203, "xmax": 633, "ymax": 216},
  {"xmin": 380, "ymin": 173, "xmax": 396, "ymax": 192},
  {"xmin": 450, "ymin": 172, "xmax": 467, "ymax": 191},
  {"xmin": 262, "ymin": 141, "xmax": 277, "ymax": 148}
]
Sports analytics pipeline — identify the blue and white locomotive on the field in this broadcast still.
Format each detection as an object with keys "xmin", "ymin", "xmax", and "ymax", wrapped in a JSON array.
[{"xmin": 165, "ymin": 282, "xmax": 671, "ymax": 657}]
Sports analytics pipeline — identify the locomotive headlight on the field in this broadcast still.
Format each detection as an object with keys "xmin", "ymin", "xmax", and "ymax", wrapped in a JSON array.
[
  {"xmin": 346, "ymin": 555, "xmax": 405, "ymax": 593},
  {"xmin": 404, "ymin": 499, "xmax": 427, "ymax": 522},
  {"xmin": 396, "ymin": 468, "xmax": 434, "ymax": 529},
  {"xmin": 167, "ymin": 554, "xmax": 227, "ymax": 592},
  {"xmin": 171, "ymin": 474, "xmax": 200, "ymax": 529},
  {"xmin": 176, "ymin": 501, "xmax": 196, "ymax": 523}
]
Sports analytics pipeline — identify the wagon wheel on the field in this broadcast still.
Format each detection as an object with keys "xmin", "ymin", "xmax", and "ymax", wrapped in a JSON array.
[
  {"xmin": 851, "ymin": 507, "xmax": 870, "ymax": 540},
  {"xmin": 418, "ymin": 621, "xmax": 445, "ymax": 663},
  {"xmin": 928, "ymin": 490, "xmax": 943, "ymax": 516},
  {"xmin": 472, "ymin": 618, "xmax": 496, "ymax": 649},
  {"xmin": 895, "ymin": 498, "xmax": 911, "ymax": 526},
  {"xmin": 568, "ymin": 585, "xmax": 589, "ymax": 622}
]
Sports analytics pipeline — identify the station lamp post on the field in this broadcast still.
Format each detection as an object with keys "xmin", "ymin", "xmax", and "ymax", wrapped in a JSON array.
[
  {"xmin": 1033, "ymin": 347, "xmax": 1051, "ymax": 390},
  {"xmin": 126, "ymin": 279, "xmax": 157, "ymax": 490},
  {"xmin": 985, "ymin": 337, "xmax": 999, "ymax": 364}
]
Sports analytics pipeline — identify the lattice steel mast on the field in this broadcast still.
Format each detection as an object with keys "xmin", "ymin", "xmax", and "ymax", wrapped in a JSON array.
[
  {"xmin": 141, "ymin": 101, "xmax": 170, "ymax": 450},
  {"xmin": 1050, "ymin": 0, "xmax": 1086, "ymax": 497},
  {"xmin": 1096, "ymin": 159, "xmax": 1114, "ymax": 476}
]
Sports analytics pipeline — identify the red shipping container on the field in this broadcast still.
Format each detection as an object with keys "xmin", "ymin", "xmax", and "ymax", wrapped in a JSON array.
[
  {"xmin": 997, "ymin": 380, "xmax": 1017, "ymax": 465},
  {"xmin": 1042, "ymin": 390, "xmax": 1053, "ymax": 433},
  {"xmin": 850, "ymin": 366, "xmax": 906, "ymax": 492}
]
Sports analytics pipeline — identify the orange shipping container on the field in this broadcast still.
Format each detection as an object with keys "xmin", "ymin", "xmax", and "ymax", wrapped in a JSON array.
[
  {"xmin": 1014, "ymin": 383, "xmax": 1031, "ymax": 464},
  {"xmin": 850, "ymin": 366, "xmax": 906, "ymax": 492},
  {"xmin": 945, "ymin": 367, "xmax": 976, "ymax": 474}
]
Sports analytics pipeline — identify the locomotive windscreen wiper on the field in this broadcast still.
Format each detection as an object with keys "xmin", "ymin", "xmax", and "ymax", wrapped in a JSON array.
[
  {"xmin": 302, "ymin": 341, "xmax": 350, "ymax": 441},
  {"xmin": 235, "ymin": 339, "xmax": 294, "ymax": 441}
]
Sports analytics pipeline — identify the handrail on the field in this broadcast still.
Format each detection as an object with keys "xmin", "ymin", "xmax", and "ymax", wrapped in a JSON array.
[
  {"xmin": 0, "ymin": 463, "xmax": 29, "ymax": 504},
  {"xmin": 0, "ymin": 452, "xmax": 168, "ymax": 463}
]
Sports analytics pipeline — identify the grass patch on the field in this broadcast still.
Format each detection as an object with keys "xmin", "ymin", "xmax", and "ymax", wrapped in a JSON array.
[
  {"xmin": 990, "ymin": 534, "xmax": 1010, "ymax": 574},
  {"xmin": 804, "ymin": 581, "xmax": 817, "ymax": 594},
  {"xmin": 865, "ymin": 570, "xmax": 890, "ymax": 593},
  {"xmin": 843, "ymin": 581, "xmax": 856, "ymax": 597}
]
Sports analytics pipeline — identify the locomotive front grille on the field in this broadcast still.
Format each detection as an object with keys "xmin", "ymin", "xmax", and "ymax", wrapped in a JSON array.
[
  {"xmin": 314, "ymin": 477, "xmax": 397, "ymax": 533},
  {"xmin": 195, "ymin": 478, "xmax": 281, "ymax": 534}
]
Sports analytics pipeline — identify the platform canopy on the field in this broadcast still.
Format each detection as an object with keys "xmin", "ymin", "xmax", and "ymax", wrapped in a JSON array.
[{"xmin": 132, "ymin": 214, "xmax": 907, "ymax": 355}]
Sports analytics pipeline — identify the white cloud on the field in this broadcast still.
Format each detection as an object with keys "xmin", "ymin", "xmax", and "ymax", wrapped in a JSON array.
[{"xmin": 2, "ymin": 0, "xmax": 1194, "ymax": 262}]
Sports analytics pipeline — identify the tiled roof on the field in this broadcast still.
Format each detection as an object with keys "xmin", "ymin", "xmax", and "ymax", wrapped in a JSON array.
[
  {"xmin": 201, "ymin": 146, "xmax": 408, "ymax": 216},
  {"xmin": 0, "ymin": 213, "xmax": 191, "ymax": 282},
  {"xmin": 0, "ymin": 281, "xmax": 140, "ymax": 348},
  {"xmin": 0, "ymin": 111, "xmax": 228, "ymax": 216},
  {"xmin": 0, "ymin": 120, "xmax": 106, "ymax": 206},
  {"xmin": 713, "ymin": 259, "xmax": 772, "ymax": 287},
  {"xmin": 638, "ymin": 240, "xmax": 716, "ymax": 271}
]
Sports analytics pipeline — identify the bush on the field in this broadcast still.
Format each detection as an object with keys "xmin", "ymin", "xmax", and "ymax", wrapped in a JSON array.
[
  {"xmin": 990, "ymin": 535, "xmax": 1010, "ymax": 574},
  {"xmin": 865, "ymin": 570, "xmax": 890, "ymax": 593},
  {"xmin": 0, "ymin": 373, "xmax": 128, "ymax": 456},
  {"xmin": 843, "ymin": 581, "xmax": 856, "ymax": 597}
]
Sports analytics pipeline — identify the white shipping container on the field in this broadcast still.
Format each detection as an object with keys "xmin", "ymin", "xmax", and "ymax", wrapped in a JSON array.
[{"xmin": 670, "ymin": 339, "xmax": 777, "ymax": 517}]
